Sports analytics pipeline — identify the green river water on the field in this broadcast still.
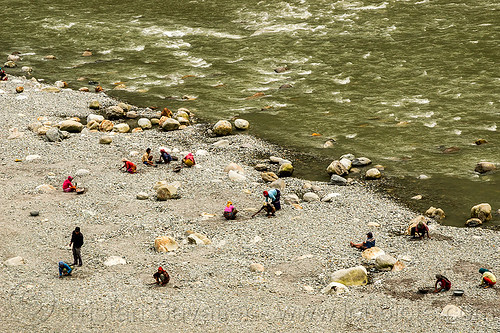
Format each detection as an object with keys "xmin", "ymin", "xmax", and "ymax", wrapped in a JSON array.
[{"xmin": 2, "ymin": 0, "xmax": 499, "ymax": 227}]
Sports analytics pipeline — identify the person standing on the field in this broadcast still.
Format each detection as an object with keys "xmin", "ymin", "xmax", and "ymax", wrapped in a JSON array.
[{"xmin": 69, "ymin": 227, "xmax": 84, "ymax": 266}]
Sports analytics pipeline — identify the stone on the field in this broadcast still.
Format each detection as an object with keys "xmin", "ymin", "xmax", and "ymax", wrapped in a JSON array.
[
  {"xmin": 323, "ymin": 139, "xmax": 335, "ymax": 148},
  {"xmin": 7, "ymin": 54, "xmax": 20, "ymax": 61},
  {"xmin": 99, "ymin": 136, "xmax": 112, "ymax": 144},
  {"xmin": 104, "ymin": 256, "xmax": 127, "ymax": 266},
  {"xmin": 54, "ymin": 81, "xmax": 68, "ymax": 88},
  {"xmin": 375, "ymin": 254, "xmax": 397, "ymax": 270},
  {"xmin": 470, "ymin": 203, "xmax": 492, "ymax": 222},
  {"xmin": 425, "ymin": 207, "xmax": 445, "ymax": 220},
  {"xmin": 82, "ymin": 50, "xmax": 92, "ymax": 57},
  {"xmin": 303, "ymin": 192, "xmax": 320, "ymax": 202},
  {"xmin": 339, "ymin": 158, "xmax": 352, "ymax": 171},
  {"xmin": 475, "ymin": 139, "xmax": 487, "ymax": 145},
  {"xmin": 177, "ymin": 117, "xmax": 190, "ymax": 126},
  {"xmin": 16, "ymin": 86, "xmax": 24, "ymax": 93},
  {"xmin": 269, "ymin": 178, "xmax": 286, "ymax": 191},
  {"xmin": 475, "ymin": 162, "xmax": 496, "ymax": 173},
  {"xmin": 138, "ymin": 118, "xmax": 152, "ymax": 129},
  {"xmin": 374, "ymin": 165, "xmax": 384, "ymax": 171},
  {"xmin": 440, "ymin": 305, "xmax": 465, "ymax": 318},
  {"xmin": 30, "ymin": 211, "xmax": 39, "ymax": 216},
  {"xmin": 87, "ymin": 120, "xmax": 99, "ymax": 130},
  {"xmin": 279, "ymin": 83, "xmax": 292, "ymax": 89},
  {"xmin": 5, "ymin": 256, "xmax": 25, "ymax": 266},
  {"xmin": 132, "ymin": 127, "xmax": 143, "ymax": 133},
  {"xmin": 339, "ymin": 154, "xmax": 355, "ymax": 161},
  {"xmin": 465, "ymin": 218, "xmax": 482, "ymax": 227},
  {"xmin": 154, "ymin": 236, "xmax": 179, "ymax": 252},
  {"xmin": 254, "ymin": 164, "xmax": 268, "ymax": 171},
  {"xmin": 8, "ymin": 127, "xmax": 23, "ymax": 140},
  {"xmin": 153, "ymin": 181, "xmax": 168, "ymax": 191},
  {"xmin": 261, "ymin": 172, "xmax": 279, "ymax": 182},
  {"xmin": 28, "ymin": 122, "xmax": 43, "ymax": 132},
  {"xmin": 274, "ymin": 66, "xmax": 288, "ymax": 73},
  {"xmin": 79, "ymin": 87, "xmax": 89, "ymax": 92},
  {"xmin": 418, "ymin": 174, "xmax": 430, "ymax": 180},
  {"xmin": 224, "ymin": 163, "xmax": 244, "ymax": 174},
  {"xmin": 118, "ymin": 102, "xmax": 131, "ymax": 111},
  {"xmin": 36, "ymin": 184, "xmax": 56, "ymax": 193},
  {"xmin": 4, "ymin": 61, "xmax": 17, "ymax": 68},
  {"xmin": 212, "ymin": 139, "xmax": 230, "ymax": 147},
  {"xmin": 270, "ymin": 156, "xmax": 292, "ymax": 165},
  {"xmin": 126, "ymin": 111, "xmax": 138, "ymax": 119},
  {"xmin": 321, "ymin": 193, "xmax": 341, "ymax": 202},
  {"xmin": 278, "ymin": 163, "xmax": 294, "ymax": 177},
  {"xmin": 303, "ymin": 285, "xmax": 314, "ymax": 292},
  {"xmin": 157, "ymin": 185, "xmax": 177, "ymax": 200},
  {"xmin": 25, "ymin": 155, "xmax": 41, "ymax": 162},
  {"xmin": 392, "ymin": 260, "xmax": 406, "ymax": 272},
  {"xmin": 59, "ymin": 120, "xmax": 83, "ymax": 133},
  {"xmin": 329, "ymin": 174, "xmax": 347, "ymax": 186},
  {"xmin": 114, "ymin": 123, "xmax": 130, "ymax": 133},
  {"xmin": 213, "ymin": 120, "xmax": 232, "ymax": 136},
  {"xmin": 41, "ymin": 87, "xmax": 61, "ymax": 93},
  {"xmin": 22, "ymin": 66, "xmax": 33, "ymax": 73},
  {"xmin": 150, "ymin": 118, "xmax": 160, "ymax": 125},
  {"xmin": 249, "ymin": 263, "xmax": 265, "ymax": 273},
  {"xmin": 284, "ymin": 194, "xmax": 300, "ymax": 205},
  {"xmin": 326, "ymin": 160, "xmax": 348, "ymax": 176},
  {"xmin": 330, "ymin": 266, "xmax": 368, "ymax": 286},
  {"xmin": 367, "ymin": 222, "xmax": 380, "ymax": 227},
  {"xmin": 321, "ymin": 282, "xmax": 349, "ymax": 295},
  {"xmin": 162, "ymin": 118, "xmax": 181, "ymax": 131},
  {"xmin": 45, "ymin": 127, "xmax": 65, "ymax": 142},
  {"xmin": 411, "ymin": 195, "xmax": 423, "ymax": 200},
  {"xmin": 234, "ymin": 119, "xmax": 250, "ymax": 130},
  {"xmin": 37, "ymin": 126, "xmax": 50, "ymax": 135},
  {"xmin": 99, "ymin": 120, "xmax": 114, "ymax": 132},
  {"xmin": 352, "ymin": 157, "xmax": 372, "ymax": 167},
  {"xmin": 365, "ymin": 168, "xmax": 381, "ymax": 179},
  {"xmin": 106, "ymin": 106, "xmax": 125, "ymax": 119},
  {"xmin": 228, "ymin": 170, "xmax": 246, "ymax": 182},
  {"xmin": 187, "ymin": 233, "xmax": 211, "ymax": 245},
  {"xmin": 89, "ymin": 101, "xmax": 101, "ymax": 110},
  {"xmin": 75, "ymin": 169, "xmax": 90, "ymax": 177},
  {"xmin": 87, "ymin": 114, "xmax": 104, "ymax": 123},
  {"xmin": 136, "ymin": 192, "xmax": 149, "ymax": 200},
  {"xmin": 362, "ymin": 247, "xmax": 385, "ymax": 260}
]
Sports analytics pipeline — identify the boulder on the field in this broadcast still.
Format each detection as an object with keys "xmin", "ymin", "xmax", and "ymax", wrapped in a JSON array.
[
  {"xmin": 224, "ymin": 163, "xmax": 244, "ymax": 174},
  {"xmin": 284, "ymin": 194, "xmax": 300, "ymax": 205},
  {"xmin": 7, "ymin": 54, "xmax": 20, "ymax": 62},
  {"xmin": 365, "ymin": 168, "xmax": 381, "ymax": 179},
  {"xmin": 375, "ymin": 254, "xmax": 397, "ymax": 270},
  {"xmin": 326, "ymin": 160, "xmax": 348, "ymax": 176},
  {"xmin": 425, "ymin": 206, "xmax": 445, "ymax": 220},
  {"xmin": 361, "ymin": 247, "xmax": 385, "ymax": 260},
  {"xmin": 352, "ymin": 157, "xmax": 372, "ymax": 167},
  {"xmin": 136, "ymin": 192, "xmax": 149, "ymax": 200},
  {"xmin": 106, "ymin": 105, "xmax": 125, "ymax": 119},
  {"xmin": 339, "ymin": 154, "xmax": 355, "ymax": 161},
  {"xmin": 330, "ymin": 266, "xmax": 368, "ymax": 286},
  {"xmin": 114, "ymin": 123, "xmax": 130, "ymax": 133},
  {"xmin": 153, "ymin": 181, "xmax": 168, "ymax": 191},
  {"xmin": 466, "ymin": 218, "xmax": 482, "ymax": 227},
  {"xmin": 59, "ymin": 120, "xmax": 83, "ymax": 133},
  {"xmin": 162, "ymin": 118, "xmax": 180, "ymax": 131},
  {"xmin": 154, "ymin": 236, "xmax": 179, "ymax": 252},
  {"xmin": 87, "ymin": 114, "xmax": 104, "ymax": 123},
  {"xmin": 440, "ymin": 305, "xmax": 465, "ymax": 318},
  {"xmin": 321, "ymin": 193, "xmax": 341, "ymax": 202},
  {"xmin": 22, "ymin": 66, "xmax": 33, "ymax": 73},
  {"xmin": 157, "ymin": 185, "xmax": 177, "ymax": 200},
  {"xmin": 269, "ymin": 178, "xmax": 286, "ymax": 191},
  {"xmin": 261, "ymin": 172, "xmax": 279, "ymax": 183},
  {"xmin": 470, "ymin": 203, "xmax": 492, "ymax": 222},
  {"xmin": 138, "ymin": 118, "xmax": 152, "ymax": 129},
  {"xmin": 213, "ymin": 120, "xmax": 232, "ymax": 136},
  {"xmin": 234, "ymin": 119, "xmax": 250, "ymax": 130},
  {"xmin": 89, "ymin": 101, "xmax": 101, "ymax": 110},
  {"xmin": 99, "ymin": 120, "xmax": 114, "ymax": 132},
  {"xmin": 4, "ymin": 60, "xmax": 16, "ymax": 68},
  {"xmin": 75, "ymin": 169, "xmax": 90, "ymax": 177},
  {"xmin": 103, "ymin": 256, "xmax": 127, "ymax": 266},
  {"xmin": 228, "ymin": 170, "xmax": 246, "ymax": 182},
  {"xmin": 187, "ymin": 233, "xmax": 211, "ymax": 245},
  {"xmin": 321, "ymin": 282, "xmax": 349, "ymax": 295},
  {"xmin": 475, "ymin": 162, "xmax": 496, "ymax": 173},
  {"xmin": 278, "ymin": 163, "xmax": 294, "ymax": 177},
  {"xmin": 329, "ymin": 174, "xmax": 347, "ymax": 186},
  {"xmin": 303, "ymin": 192, "xmax": 320, "ymax": 202},
  {"xmin": 99, "ymin": 136, "xmax": 112, "ymax": 144},
  {"xmin": 5, "ymin": 256, "xmax": 25, "ymax": 266},
  {"xmin": 45, "ymin": 127, "xmax": 65, "ymax": 142},
  {"xmin": 36, "ymin": 184, "xmax": 56, "ymax": 193},
  {"xmin": 249, "ymin": 263, "xmax": 265, "ymax": 273}
]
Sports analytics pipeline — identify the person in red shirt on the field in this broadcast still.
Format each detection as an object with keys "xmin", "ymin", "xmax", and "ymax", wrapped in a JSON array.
[
  {"xmin": 153, "ymin": 266, "xmax": 170, "ymax": 286},
  {"xmin": 62, "ymin": 176, "xmax": 76, "ymax": 192},
  {"xmin": 434, "ymin": 274, "xmax": 451, "ymax": 292},
  {"xmin": 411, "ymin": 221, "xmax": 431, "ymax": 239},
  {"xmin": 120, "ymin": 159, "xmax": 137, "ymax": 174}
]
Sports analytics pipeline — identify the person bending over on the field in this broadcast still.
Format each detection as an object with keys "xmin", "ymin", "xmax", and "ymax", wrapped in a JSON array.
[
  {"xmin": 411, "ymin": 221, "xmax": 431, "ymax": 239},
  {"xmin": 182, "ymin": 153, "xmax": 195, "ymax": 167},
  {"xmin": 263, "ymin": 189, "xmax": 281, "ymax": 211},
  {"xmin": 223, "ymin": 201, "xmax": 238, "ymax": 220},
  {"xmin": 153, "ymin": 266, "xmax": 170, "ymax": 286},
  {"xmin": 434, "ymin": 274, "xmax": 451, "ymax": 292},
  {"xmin": 62, "ymin": 176, "xmax": 76, "ymax": 192},
  {"xmin": 479, "ymin": 268, "xmax": 496, "ymax": 288},
  {"xmin": 120, "ymin": 159, "xmax": 137, "ymax": 173},
  {"xmin": 157, "ymin": 149, "xmax": 172, "ymax": 164},
  {"xmin": 58, "ymin": 261, "xmax": 73, "ymax": 278}
]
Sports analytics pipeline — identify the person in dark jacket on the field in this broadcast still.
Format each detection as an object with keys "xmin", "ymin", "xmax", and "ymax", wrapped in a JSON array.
[
  {"xmin": 157, "ymin": 149, "xmax": 173, "ymax": 164},
  {"xmin": 69, "ymin": 227, "xmax": 84, "ymax": 266},
  {"xmin": 153, "ymin": 266, "xmax": 170, "ymax": 286},
  {"xmin": 434, "ymin": 274, "xmax": 451, "ymax": 292},
  {"xmin": 350, "ymin": 232, "xmax": 376, "ymax": 250}
]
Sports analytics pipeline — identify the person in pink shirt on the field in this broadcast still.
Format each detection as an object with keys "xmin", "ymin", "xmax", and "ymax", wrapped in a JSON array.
[
  {"xmin": 62, "ymin": 176, "xmax": 76, "ymax": 192},
  {"xmin": 223, "ymin": 201, "xmax": 238, "ymax": 220}
]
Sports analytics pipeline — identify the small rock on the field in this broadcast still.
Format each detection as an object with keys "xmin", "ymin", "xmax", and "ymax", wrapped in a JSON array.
[
  {"xmin": 3, "ymin": 61, "xmax": 17, "ymax": 68},
  {"xmin": 28, "ymin": 122, "xmax": 43, "ymax": 133},
  {"xmin": 79, "ymin": 87, "xmax": 89, "ymax": 92},
  {"xmin": 303, "ymin": 192, "xmax": 320, "ymax": 202},
  {"xmin": 106, "ymin": 105, "xmax": 125, "ymax": 119},
  {"xmin": 392, "ymin": 260, "xmax": 406, "ymax": 272},
  {"xmin": 54, "ymin": 81, "xmax": 68, "ymax": 88},
  {"xmin": 187, "ymin": 233, "xmax": 211, "ymax": 245},
  {"xmin": 36, "ymin": 184, "xmax": 56, "ymax": 194},
  {"xmin": 303, "ymin": 285, "xmax": 314, "ymax": 293},
  {"xmin": 126, "ymin": 111, "xmax": 138, "ymax": 119},
  {"xmin": 213, "ymin": 120, "xmax": 232, "ymax": 136},
  {"xmin": 212, "ymin": 139, "xmax": 230, "ymax": 147},
  {"xmin": 321, "ymin": 282, "xmax": 349, "ymax": 295},
  {"xmin": 16, "ymin": 86, "xmax": 24, "ymax": 93},
  {"xmin": 157, "ymin": 185, "xmax": 178, "ymax": 200},
  {"xmin": 82, "ymin": 50, "xmax": 92, "ymax": 57},
  {"xmin": 254, "ymin": 164, "xmax": 268, "ymax": 171},
  {"xmin": 475, "ymin": 162, "xmax": 496, "ymax": 173},
  {"xmin": 113, "ymin": 123, "xmax": 130, "ymax": 133},
  {"xmin": 474, "ymin": 139, "xmax": 487, "ymax": 145},
  {"xmin": 249, "ymin": 263, "xmax": 265, "ymax": 273},
  {"xmin": 154, "ymin": 236, "xmax": 179, "ymax": 252},
  {"xmin": 132, "ymin": 127, "xmax": 143, "ymax": 133},
  {"xmin": 274, "ymin": 66, "xmax": 288, "ymax": 73},
  {"xmin": 352, "ymin": 157, "xmax": 372, "ymax": 167},
  {"xmin": 411, "ymin": 195, "xmax": 423, "ymax": 200},
  {"xmin": 339, "ymin": 158, "xmax": 352, "ymax": 171},
  {"xmin": 41, "ymin": 87, "xmax": 61, "ymax": 93},
  {"xmin": 162, "ymin": 118, "xmax": 181, "ymax": 131},
  {"xmin": 270, "ymin": 156, "xmax": 292, "ymax": 165},
  {"xmin": 99, "ymin": 120, "xmax": 114, "ymax": 132},
  {"xmin": 104, "ymin": 256, "xmax": 127, "ymax": 266},
  {"xmin": 465, "ymin": 218, "xmax": 482, "ymax": 227},
  {"xmin": 136, "ymin": 192, "xmax": 149, "ymax": 200},
  {"xmin": 269, "ymin": 178, "xmax": 286, "ymax": 191},
  {"xmin": 138, "ymin": 118, "xmax": 152, "ymax": 129},
  {"xmin": 321, "ymin": 193, "xmax": 341, "ymax": 202},
  {"xmin": 87, "ymin": 114, "xmax": 104, "ymax": 123},
  {"xmin": 234, "ymin": 119, "xmax": 250, "ymax": 130},
  {"xmin": 440, "ymin": 305, "xmax": 465, "ymax": 318},
  {"xmin": 30, "ymin": 211, "xmax": 39, "ymax": 216},
  {"xmin": 367, "ymin": 222, "xmax": 380, "ymax": 227},
  {"xmin": 7, "ymin": 54, "xmax": 20, "ymax": 62},
  {"xmin": 329, "ymin": 174, "xmax": 347, "ymax": 186},
  {"xmin": 326, "ymin": 160, "xmax": 348, "ymax": 176},
  {"xmin": 340, "ymin": 154, "xmax": 355, "ymax": 161},
  {"xmin": 284, "ymin": 194, "xmax": 300, "ymax": 205},
  {"xmin": 99, "ymin": 136, "xmax": 112, "ymax": 144},
  {"xmin": 86, "ymin": 120, "xmax": 99, "ymax": 130},
  {"xmin": 279, "ymin": 83, "xmax": 292, "ymax": 89},
  {"xmin": 59, "ymin": 120, "xmax": 84, "ymax": 133},
  {"xmin": 228, "ymin": 170, "xmax": 246, "ymax": 182},
  {"xmin": 75, "ymin": 169, "xmax": 90, "ymax": 177},
  {"xmin": 25, "ymin": 155, "xmax": 41, "ymax": 162},
  {"xmin": 278, "ymin": 163, "xmax": 294, "ymax": 177},
  {"xmin": 5, "ymin": 256, "xmax": 25, "ymax": 266},
  {"xmin": 323, "ymin": 139, "xmax": 335, "ymax": 148},
  {"xmin": 224, "ymin": 163, "xmax": 244, "ymax": 174},
  {"xmin": 365, "ymin": 168, "xmax": 381, "ymax": 179},
  {"xmin": 261, "ymin": 172, "xmax": 279, "ymax": 183}
]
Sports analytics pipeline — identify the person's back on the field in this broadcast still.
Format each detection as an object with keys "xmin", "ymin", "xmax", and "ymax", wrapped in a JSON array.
[{"xmin": 153, "ymin": 267, "xmax": 170, "ymax": 286}]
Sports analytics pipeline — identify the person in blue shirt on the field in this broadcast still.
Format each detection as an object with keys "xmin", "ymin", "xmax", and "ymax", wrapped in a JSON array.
[
  {"xmin": 59, "ymin": 261, "xmax": 73, "ymax": 278},
  {"xmin": 350, "ymin": 232, "xmax": 375, "ymax": 250},
  {"xmin": 263, "ymin": 189, "xmax": 281, "ymax": 211}
]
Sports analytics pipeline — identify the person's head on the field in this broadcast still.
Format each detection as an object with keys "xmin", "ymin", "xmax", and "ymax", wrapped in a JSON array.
[
  {"xmin": 366, "ymin": 232, "xmax": 373, "ymax": 238},
  {"xmin": 158, "ymin": 266, "xmax": 164, "ymax": 272},
  {"xmin": 74, "ymin": 227, "xmax": 80, "ymax": 234},
  {"xmin": 122, "ymin": 158, "xmax": 128, "ymax": 163},
  {"xmin": 479, "ymin": 268, "xmax": 489, "ymax": 274},
  {"xmin": 59, "ymin": 261, "xmax": 65, "ymax": 267},
  {"xmin": 160, "ymin": 149, "xmax": 166, "ymax": 153},
  {"xmin": 417, "ymin": 221, "xmax": 425, "ymax": 228},
  {"xmin": 227, "ymin": 201, "xmax": 232, "ymax": 207},
  {"xmin": 146, "ymin": 148, "xmax": 151, "ymax": 153},
  {"xmin": 68, "ymin": 176, "xmax": 73, "ymax": 181},
  {"xmin": 435, "ymin": 274, "xmax": 443, "ymax": 279},
  {"xmin": 263, "ymin": 191, "xmax": 269, "ymax": 197}
]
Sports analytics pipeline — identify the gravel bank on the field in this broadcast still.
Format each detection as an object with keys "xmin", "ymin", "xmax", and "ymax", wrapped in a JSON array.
[{"xmin": 0, "ymin": 76, "xmax": 499, "ymax": 332}]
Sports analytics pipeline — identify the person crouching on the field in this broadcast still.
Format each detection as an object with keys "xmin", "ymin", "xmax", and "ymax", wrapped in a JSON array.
[
  {"xmin": 223, "ymin": 201, "xmax": 238, "ymax": 220},
  {"xmin": 153, "ymin": 266, "xmax": 170, "ymax": 286}
]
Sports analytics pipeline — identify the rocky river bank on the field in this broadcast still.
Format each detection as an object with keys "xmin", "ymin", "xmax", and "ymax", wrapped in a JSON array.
[{"xmin": 0, "ymin": 76, "xmax": 499, "ymax": 332}]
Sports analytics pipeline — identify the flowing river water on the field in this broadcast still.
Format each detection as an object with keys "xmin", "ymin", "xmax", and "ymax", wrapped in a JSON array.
[{"xmin": 2, "ymin": 0, "xmax": 499, "ymax": 227}]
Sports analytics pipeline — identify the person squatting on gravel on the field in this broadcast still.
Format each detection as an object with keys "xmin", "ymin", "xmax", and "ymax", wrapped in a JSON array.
[
  {"xmin": 69, "ymin": 227, "xmax": 84, "ymax": 266},
  {"xmin": 153, "ymin": 266, "xmax": 170, "ymax": 286},
  {"xmin": 0, "ymin": 67, "xmax": 7, "ymax": 81},
  {"xmin": 350, "ymin": 232, "xmax": 376, "ymax": 250},
  {"xmin": 479, "ymin": 268, "xmax": 496, "ymax": 288},
  {"xmin": 411, "ymin": 221, "xmax": 431, "ymax": 239},
  {"xmin": 121, "ymin": 159, "xmax": 137, "ymax": 173},
  {"xmin": 252, "ymin": 202, "xmax": 276, "ymax": 218},
  {"xmin": 182, "ymin": 152, "xmax": 195, "ymax": 167},
  {"xmin": 62, "ymin": 176, "xmax": 76, "ymax": 192},
  {"xmin": 157, "ymin": 149, "xmax": 172, "ymax": 164},
  {"xmin": 434, "ymin": 274, "xmax": 451, "ymax": 292},
  {"xmin": 59, "ymin": 261, "xmax": 73, "ymax": 277},
  {"xmin": 223, "ymin": 201, "xmax": 238, "ymax": 220},
  {"xmin": 142, "ymin": 148, "xmax": 156, "ymax": 167},
  {"xmin": 263, "ymin": 189, "xmax": 281, "ymax": 211}
]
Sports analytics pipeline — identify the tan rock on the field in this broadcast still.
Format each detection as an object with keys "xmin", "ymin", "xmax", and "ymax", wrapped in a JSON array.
[
  {"xmin": 36, "ymin": 184, "xmax": 56, "ymax": 193},
  {"xmin": 154, "ymin": 236, "xmax": 179, "ymax": 252},
  {"xmin": 131, "ymin": 127, "xmax": 143, "ymax": 133},
  {"xmin": 392, "ymin": 260, "xmax": 406, "ymax": 272},
  {"xmin": 326, "ymin": 160, "xmax": 348, "ymax": 176},
  {"xmin": 113, "ymin": 123, "xmax": 130, "ymax": 133},
  {"xmin": 425, "ymin": 206, "xmax": 445, "ymax": 220},
  {"xmin": 261, "ymin": 172, "xmax": 279, "ymax": 182},
  {"xmin": 99, "ymin": 136, "xmax": 112, "ymax": 144},
  {"xmin": 157, "ymin": 185, "xmax": 177, "ymax": 200},
  {"xmin": 475, "ymin": 162, "xmax": 496, "ymax": 173},
  {"xmin": 361, "ymin": 247, "xmax": 385, "ymax": 260},
  {"xmin": 99, "ymin": 120, "xmax": 114, "ymax": 132},
  {"xmin": 187, "ymin": 233, "xmax": 211, "ymax": 245},
  {"xmin": 224, "ymin": 163, "xmax": 244, "ymax": 174},
  {"xmin": 249, "ymin": 263, "xmax": 265, "ymax": 273},
  {"xmin": 330, "ymin": 266, "xmax": 368, "ymax": 286},
  {"xmin": 470, "ymin": 203, "xmax": 492, "ymax": 222}
]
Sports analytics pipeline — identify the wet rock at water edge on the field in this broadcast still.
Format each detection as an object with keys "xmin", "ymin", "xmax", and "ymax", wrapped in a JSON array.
[
  {"xmin": 425, "ymin": 206, "xmax": 445, "ymax": 220},
  {"xmin": 234, "ymin": 119, "xmax": 249, "ymax": 130},
  {"xmin": 329, "ymin": 174, "xmax": 347, "ymax": 186},
  {"xmin": 212, "ymin": 120, "xmax": 232, "ymax": 136},
  {"xmin": 365, "ymin": 168, "xmax": 381, "ymax": 180},
  {"xmin": 114, "ymin": 123, "xmax": 130, "ymax": 133},
  {"xmin": 465, "ymin": 218, "xmax": 482, "ymax": 227},
  {"xmin": 326, "ymin": 160, "xmax": 348, "ymax": 176},
  {"xmin": 106, "ymin": 105, "xmax": 125, "ymax": 119},
  {"xmin": 274, "ymin": 66, "xmax": 289, "ymax": 73},
  {"xmin": 352, "ymin": 157, "xmax": 372, "ymax": 167},
  {"xmin": 474, "ymin": 139, "xmax": 487, "ymax": 145},
  {"xmin": 278, "ymin": 163, "xmax": 294, "ymax": 177},
  {"xmin": 475, "ymin": 162, "xmax": 496, "ymax": 173},
  {"xmin": 470, "ymin": 203, "xmax": 492, "ymax": 222},
  {"xmin": 279, "ymin": 83, "xmax": 292, "ymax": 89}
]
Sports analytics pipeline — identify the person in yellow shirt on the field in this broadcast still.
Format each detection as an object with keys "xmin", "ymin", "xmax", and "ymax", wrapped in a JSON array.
[
  {"xmin": 479, "ymin": 268, "xmax": 496, "ymax": 288},
  {"xmin": 142, "ymin": 148, "xmax": 156, "ymax": 167}
]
